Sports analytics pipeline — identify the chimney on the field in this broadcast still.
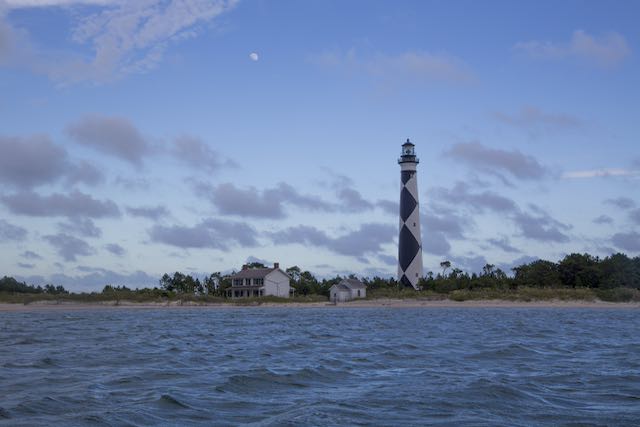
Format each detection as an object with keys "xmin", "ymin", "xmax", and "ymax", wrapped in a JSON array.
[
  {"xmin": 274, "ymin": 262, "xmax": 279, "ymax": 269},
  {"xmin": 242, "ymin": 264, "xmax": 248, "ymax": 270}
]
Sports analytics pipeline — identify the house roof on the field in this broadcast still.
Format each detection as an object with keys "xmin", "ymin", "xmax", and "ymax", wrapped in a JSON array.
[
  {"xmin": 330, "ymin": 283, "xmax": 350, "ymax": 292},
  {"xmin": 339, "ymin": 278, "xmax": 366, "ymax": 289},
  {"xmin": 229, "ymin": 267, "xmax": 291, "ymax": 280}
]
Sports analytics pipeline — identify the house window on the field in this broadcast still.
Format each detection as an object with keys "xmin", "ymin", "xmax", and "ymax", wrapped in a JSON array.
[
  {"xmin": 233, "ymin": 279, "xmax": 242, "ymax": 286},
  {"xmin": 254, "ymin": 278, "xmax": 264, "ymax": 286},
  {"xmin": 357, "ymin": 290, "xmax": 361, "ymax": 297},
  {"xmin": 245, "ymin": 278, "xmax": 251, "ymax": 286}
]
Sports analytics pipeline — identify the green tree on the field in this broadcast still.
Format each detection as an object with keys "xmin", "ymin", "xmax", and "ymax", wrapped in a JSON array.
[
  {"xmin": 513, "ymin": 260, "xmax": 561, "ymax": 288},
  {"xmin": 558, "ymin": 253, "xmax": 601, "ymax": 288},
  {"xmin": 440, "ymin": 260, "xmax": 451, "ymax": 276}
]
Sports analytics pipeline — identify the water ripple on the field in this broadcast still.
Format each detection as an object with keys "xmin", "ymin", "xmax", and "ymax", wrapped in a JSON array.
[{"xmin": 1, "ymin": 307, "xmax": 639, "ymax": 425}]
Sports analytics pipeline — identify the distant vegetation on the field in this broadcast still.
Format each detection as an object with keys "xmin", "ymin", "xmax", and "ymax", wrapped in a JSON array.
[{"xmin": 1, "ymin": 253, "xmax": 639, "ymax": 304}]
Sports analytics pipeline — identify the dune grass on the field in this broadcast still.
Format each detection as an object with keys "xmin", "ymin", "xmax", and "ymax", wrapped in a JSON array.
[{"xmin": 2, "ymin": 287, "xmax": 639, "ymax": 306}]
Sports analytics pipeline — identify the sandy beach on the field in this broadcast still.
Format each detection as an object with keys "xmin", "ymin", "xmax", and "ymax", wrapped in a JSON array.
[{"xmin": 1, "ymin": 298, "xmax": 639, "ymax": 312}]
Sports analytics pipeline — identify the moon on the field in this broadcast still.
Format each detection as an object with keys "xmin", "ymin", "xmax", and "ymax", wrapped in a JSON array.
[{"xmin": 249, "ymin": 52, "xmax": 259, "ymax": 62}]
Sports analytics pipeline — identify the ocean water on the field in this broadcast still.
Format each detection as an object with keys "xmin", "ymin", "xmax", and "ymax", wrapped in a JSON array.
[{"xmin": 1, "ymin": 307, "xmax": 639, "ymax": 426}]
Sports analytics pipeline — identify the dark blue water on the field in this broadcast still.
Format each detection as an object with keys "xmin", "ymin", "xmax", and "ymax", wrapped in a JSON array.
[{"xmin": 1, "ymin": 307, "xmax": 639, "ymax": 426}]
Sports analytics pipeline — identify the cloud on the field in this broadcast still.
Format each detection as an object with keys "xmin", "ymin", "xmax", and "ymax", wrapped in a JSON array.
[
  {"xmin": 17, "ymin": 262, "xmax": 35, "ymax": 269},
  {"xmin": 172, "ymin": 135, "xmax": 235, "ymax": 173},
  {"xmin": 3, "ymin": 1, "xmax": 115, "ymax": 7},
  {"xmin": 445, "ymin": 142, "xmax": 547, "ymax": 181},
  {"xmin": 206, "ymin": 183, "xmax": 285, "ymax": 219},
  {"xmin": 66, "ymin": 114, "xmax": 151, "ymax": 165},
  {"xmin": 44, "ymin": 233, "xmax": 94, "ymax": 261},
  {"xmin": 611, "ymin": 231, "xmax": 640, "ymax": 252},
  {"xmin": 593, "ymin": 215, "xmax": 614, "ymax": 225},
  {"xmin": 21, "ymin": 250, "xmax": 42, "ymax": 260},
  {"xmin": 604, "ymin": 197, "xmax": 636, "ymax": 210},
  {"xmin": 376, "ymin": 200, "xmax": 397, "ymax": 216},
  {"xmin": 311, "ymin": 49, "xmax": 474, "ymax": 84},
  {"xmin": 422, "ymin": 231, "xmax": 451, "ymax": 256},
  {"xmin": 269, "ymin": 223, "xmax": 395, "ymax": 257},
  {"xmin": 562, "ymin": 168, "xmax": 640, "ymax": 179},
  {"xmin": 0, "ymin": 219, "xmax": 28, "ymax": 241},
  {"xmin": 428, "ymin": 182, "xmax": 572, "ymax": 246},
  {"xmin": 486, "ymin": 236, "xmax": 521, "ymax": 253},
  {"xmin": 104, "ymin": 243, "xmax": 125, "ymax": 256},
  {"xmin": 337, "ymin": 187, "xmax": 374, "ymax": 212},
  {"xmin": 326, "ymin": 172, "xmax": 390, "ymax": 214},
  {"xmin": 494, "ymin": 106, "xmax": 582, "ymax": 136},
  {"xmin": 66, "ymin": 160, "xmax": 104, "ymax": 186},
  {"xmin": 630, "ymin": 209, "xmax": 640, "ymax": 226},
  {"xmin": 126, "ymin": 205, "xmax": 170, "ymax": 220},
  {"xmin": 149, "ymin": 218, "xmax": 258, "ymax": 250},
  {"xmin": 57, "ymin": 218, "xmax": 102, "ymax": 238},
  {"xmin": 450, "ymin": 254, "xmax": 488, "ymax": 274},
  {"xmin": 433, "ymin": 182, "xmax": 518, "ymax": 214},
  {"xmin": 2, "ymin": 190, "xmax": 120, "ymax": 218},
  {"xmin": 2, "ymin": 0, "xmax": 238, "ymax": 83},
  {"xmin": 377, "ymin": 254, "xmax": 396, "ymax": 266},
  {"xmin": 422, "ymin": 205, "xmax": 471, "ymax": 240},
  {"xmin": 513, "ymin": 208, "xmax": 571, "ymax": 243},
  {"xmin": 420, "ymin": 204, "xmax": 472, "ymax": 256},
  {"xmin": 0, "ymin": 134, "xmax": 102, "ymax": 188},
  {"xmin": 514, "ymin": 30, "xmax": 630, "ymax": 68},
  {"xmin": 202, "ymin": 182, "xmax": 334, "ymax": 219},
  {"xmin": 113, "ymin": 176, "xmax": 150, "ymax": 191},
  {"xmin": 0, "ymin": 135, "xmax": 64, "ymax": 188}
]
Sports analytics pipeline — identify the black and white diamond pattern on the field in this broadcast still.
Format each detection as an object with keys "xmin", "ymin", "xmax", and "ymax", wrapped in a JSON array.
[{"xmin": 398, "ymin": 165, "xmax": 423, "ymax": 289}]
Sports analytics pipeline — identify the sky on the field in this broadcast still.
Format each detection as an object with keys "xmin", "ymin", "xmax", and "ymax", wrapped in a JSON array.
[{"xmin": 0, "ymin": 0, "xmax": 639, "ymax": 291}]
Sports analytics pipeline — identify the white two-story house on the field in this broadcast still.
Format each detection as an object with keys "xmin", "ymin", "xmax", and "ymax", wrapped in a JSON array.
[{"xmin": 228, "ymin": 263, "xmax": 291, "ymax": 298}]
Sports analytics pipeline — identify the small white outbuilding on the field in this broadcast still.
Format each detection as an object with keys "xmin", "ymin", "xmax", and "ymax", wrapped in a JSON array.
[{"xmin": 329, "ymin": 278, "xmax": 367, "ymax": 302}]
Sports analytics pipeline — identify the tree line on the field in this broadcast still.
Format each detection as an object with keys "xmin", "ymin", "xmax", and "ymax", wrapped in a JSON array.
[
  {"xmin": 2, "ymin": 252, "xmax": 639, "ymax": 299},
  {"xmin": 0, "ymin": 276, "xmax": 68, "ymax": 294}
]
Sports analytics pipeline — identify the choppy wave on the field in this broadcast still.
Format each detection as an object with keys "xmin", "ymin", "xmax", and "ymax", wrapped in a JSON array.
[{"xmin": 1, "ymin": 307, "xmax": 639, "ymax": 425}]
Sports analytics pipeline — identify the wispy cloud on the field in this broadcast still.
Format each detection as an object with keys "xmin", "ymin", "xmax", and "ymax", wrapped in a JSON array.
[
  {"xmin": 3, "ymin": 1, "xmax": 116, "ymax": 6},
  {"xmin": 1, "ymin": 0, "xmax": 238, "ymax": 83},
  {"xmin": 604, "ymin": 197, "xmax": 635, "ymax": 210},
  {"xmin": 445, "ymin": 141, "xmax": 547, "ymax": 182},
  {"xmin": 311, "ymin": 49, "xmax": 474, "ymax": 85},
  {"xmin": 494, "ymin": 106, "xmax": 583, "ymax": 137},
  {"xmin": 562, "ymin": 168, "xmax": 640, "ymax": 179},
  {"xmin": 514, "ymin": 30, "xmax": 631, "ymax": 68}
]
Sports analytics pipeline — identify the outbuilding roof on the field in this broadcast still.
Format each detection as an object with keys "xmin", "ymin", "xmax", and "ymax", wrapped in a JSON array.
[
  {"xmin": 330, "ymin": 283, "xmax": 350, "ymax": 291},
  {"xmin": 339, "ymin": 278, "xmax": 367, "ymax": 289}
]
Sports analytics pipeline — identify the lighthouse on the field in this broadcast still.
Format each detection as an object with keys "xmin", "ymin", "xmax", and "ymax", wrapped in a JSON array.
[{"xmin": 397, "ymin": 139, "xmax": 423, "ymax": 290}]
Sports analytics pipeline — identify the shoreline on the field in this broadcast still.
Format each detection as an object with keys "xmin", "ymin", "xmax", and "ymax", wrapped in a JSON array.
[{"xmin": 1, "ymin": 298, "xmax": 639, "ymax": 312}]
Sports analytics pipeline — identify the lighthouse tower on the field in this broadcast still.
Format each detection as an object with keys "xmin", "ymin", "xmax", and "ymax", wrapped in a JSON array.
[{"xmin": 398, "ymin": 139, "xmax": 423, "ymax": 289}]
